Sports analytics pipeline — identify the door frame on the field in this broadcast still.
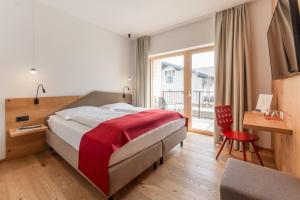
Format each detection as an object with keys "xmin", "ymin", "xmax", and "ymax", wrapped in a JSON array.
[{"xmin": 149, "ymin": 46, "xmax": 214, "ymax": 136}]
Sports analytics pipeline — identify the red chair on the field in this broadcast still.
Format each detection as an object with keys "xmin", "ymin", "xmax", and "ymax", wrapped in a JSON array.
[{"xmin": 215, "ymin": 105, "xmax": 264, "ymax": 166}]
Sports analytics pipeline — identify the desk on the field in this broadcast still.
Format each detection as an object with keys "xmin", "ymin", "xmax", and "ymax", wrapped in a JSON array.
[{"xmin": 243, "ymin": 112, "xmax": 293, "ymax": 135}]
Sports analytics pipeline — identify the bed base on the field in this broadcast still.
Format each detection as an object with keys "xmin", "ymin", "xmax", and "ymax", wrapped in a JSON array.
[{"xmin": 46, "ymin": 126, "xmax": 186, "ymax": 199}]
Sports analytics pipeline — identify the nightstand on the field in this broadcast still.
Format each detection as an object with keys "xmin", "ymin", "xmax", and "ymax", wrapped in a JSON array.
[{"xmin": 7, "ymin": 124, "xmax": 48, "ymax": 159}]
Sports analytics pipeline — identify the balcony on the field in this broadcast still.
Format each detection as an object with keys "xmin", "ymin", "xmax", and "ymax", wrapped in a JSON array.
[{"xmin": 156, "ymin": 90, "xmax": 214, "ymax": 132}]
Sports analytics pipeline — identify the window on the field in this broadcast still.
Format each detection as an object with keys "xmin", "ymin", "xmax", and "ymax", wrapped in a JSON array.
[
  {"xmin": 165, "ymin": 69, "xmax": 175, "ymax": 83},
  {"xmin": 149, "ymin": 46, "xmax": 215, "ymax": 134},
  {"xmin": 150, "ymin": 55, "xmax": 184, "ymax": 114}
]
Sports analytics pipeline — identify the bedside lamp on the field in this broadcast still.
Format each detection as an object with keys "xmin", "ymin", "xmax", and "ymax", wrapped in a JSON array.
[{"xmin": 34, "ymin": 84, "xmax": 46, "ymax": 104}]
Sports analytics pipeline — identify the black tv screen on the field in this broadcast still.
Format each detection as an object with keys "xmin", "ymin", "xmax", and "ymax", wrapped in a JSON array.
[{"xmin": 267, "ymin": 0, "xmax": 300, "ymax": 80}]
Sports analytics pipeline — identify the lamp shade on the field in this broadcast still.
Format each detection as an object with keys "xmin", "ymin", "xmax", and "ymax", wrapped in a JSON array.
[{"xmin": 30, "ymin": 67, "xmax": 38, "ymax": 74}]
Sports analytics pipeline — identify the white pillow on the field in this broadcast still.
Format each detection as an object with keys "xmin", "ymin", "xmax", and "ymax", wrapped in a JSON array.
[
  {"xmin": 99, "ymin": 103, "xmax": 134, "ymax": 110},
  {"xmin": 55, "ymin": 106, "xmax": 101, "ymax": 120},
  {"xmin": 113, "ymin": 107, "xmax": 148, "ymax": 113}
]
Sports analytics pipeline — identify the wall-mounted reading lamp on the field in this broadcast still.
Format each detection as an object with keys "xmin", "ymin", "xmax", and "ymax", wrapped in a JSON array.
[
  {"xmin": 123, "ymin": 77, "xmax": 132, "ymax": 98},
  {"xmin": 34, "ymin": 84, "xmax": 46, "ymax": 104},
  {"xmin": 123, "ymin": 86, "xmax": 130, "ymax": 98}
]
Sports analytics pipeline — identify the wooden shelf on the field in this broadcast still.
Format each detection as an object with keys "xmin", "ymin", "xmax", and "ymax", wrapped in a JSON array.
[
  {"xmin": 243, "ymin": 112, "xmax": 293, "ymax": 135},
  {"xmin": 9, "ymin": 124, "xmax": 48, "ymax": 138}
]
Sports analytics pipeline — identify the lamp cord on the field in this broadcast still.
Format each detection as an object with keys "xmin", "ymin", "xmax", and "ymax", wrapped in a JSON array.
[{"xmin": 32, "ymin": 0, "xmax": 36, "ymax": 67}]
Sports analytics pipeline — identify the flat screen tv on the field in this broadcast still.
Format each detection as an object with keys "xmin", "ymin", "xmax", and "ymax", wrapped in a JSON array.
[{"xmin": 267, "ymin": 0, "xmax": 300, "ymax": 80}]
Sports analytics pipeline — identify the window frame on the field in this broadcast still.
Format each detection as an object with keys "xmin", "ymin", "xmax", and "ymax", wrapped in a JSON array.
[{"xmin": 149, "ymin": 46, "xmax": 214, "ymax": 135}]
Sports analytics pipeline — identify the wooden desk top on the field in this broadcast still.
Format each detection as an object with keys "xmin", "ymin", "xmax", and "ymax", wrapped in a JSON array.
[{"xmin": 243, "ymin": 111, "xmax": 293, "ymax": 135}]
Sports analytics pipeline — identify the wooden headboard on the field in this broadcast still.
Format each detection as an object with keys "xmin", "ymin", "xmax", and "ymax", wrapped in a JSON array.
[
  {"xmin": 5, "ymin": 95, "xmax": 80, "ymax": 160},
  {"xmin": 5, "ymin": 91, "xmax": 132, "ymax": 131},
  {"xmin": 5, "ymin": 96, "xmax": 80, "ymax": 130},
  {"xmin": 5, "ymin": 91, "xmax": 132, "ymax": 159}
]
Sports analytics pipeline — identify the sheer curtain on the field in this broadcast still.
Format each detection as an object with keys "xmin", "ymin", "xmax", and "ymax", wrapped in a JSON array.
[
  {"xmin": 214, "ymin": 4, "xmax": 253, "ymax": 149},
  {"xmin": 135, "ymin": 36, "xmax": 150, "ymax": 107}
]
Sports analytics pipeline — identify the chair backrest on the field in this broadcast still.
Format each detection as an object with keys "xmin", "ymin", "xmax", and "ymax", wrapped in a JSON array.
[{"xmin": 215, "ymin": 105, "xmax": 233, "ymax": 133}]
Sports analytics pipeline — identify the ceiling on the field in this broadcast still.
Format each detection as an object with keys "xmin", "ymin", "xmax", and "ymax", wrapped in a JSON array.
[{"xmin": 37, "ymin": 0, "xmax": 252, "ymax": 37}]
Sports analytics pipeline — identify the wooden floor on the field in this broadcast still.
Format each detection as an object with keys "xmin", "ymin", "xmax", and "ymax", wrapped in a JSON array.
[{"xmin": 0, "ymin": 133, "xmax": 276, "ymax": 200}]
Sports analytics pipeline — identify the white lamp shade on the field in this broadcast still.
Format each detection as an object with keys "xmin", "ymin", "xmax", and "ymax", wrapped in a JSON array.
[{"xmin": 30, "ymin": 67, "xmax": 38, "ymax": 74}]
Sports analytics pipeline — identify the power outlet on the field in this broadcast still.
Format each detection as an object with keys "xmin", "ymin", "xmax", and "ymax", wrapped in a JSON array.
[{"xmin": 16, "ymin": 115, "xmax": 29, "ymax": 122}]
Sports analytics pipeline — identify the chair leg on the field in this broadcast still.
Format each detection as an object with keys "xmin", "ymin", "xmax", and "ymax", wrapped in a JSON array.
[
  {"xmin": 229, "ymin": 139, "xmax": 234, "ymax": 155},
  {"xmin": 242, "ymin": 142, "xmax": 247, "ymax": 161},
  {"xmin": 251, "ymin": 141, "xmax": 264, "ymax": 166},
  {"xmin": 216, "ymin": 138, "xmax": 228, "ymax": 160},
  {"xmin": 180, "ymin": 141, "xmax": 183, "ymax": 147}
]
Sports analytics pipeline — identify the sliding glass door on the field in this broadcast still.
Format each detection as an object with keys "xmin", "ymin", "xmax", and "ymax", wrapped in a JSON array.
[
  {"xmin": 189, "ymin": 48, "xmax": 215, "ymax": 134},
  {"xmin": 150, "ymin": 54, "xmax": 184, "ymax": 114},
  {"xmin": 150, "ymin": 47, "xmax": 215, "ymax": 135}
]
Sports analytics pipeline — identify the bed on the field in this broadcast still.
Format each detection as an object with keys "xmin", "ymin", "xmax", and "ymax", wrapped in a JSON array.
[{"xmin": 45, "ymin": 91, "xmax": 187, "ymax": 199}]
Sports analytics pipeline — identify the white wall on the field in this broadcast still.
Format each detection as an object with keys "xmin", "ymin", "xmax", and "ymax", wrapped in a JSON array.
[
  {"xmin": 0, "ymin": 0, "xmax": 34, "ymax": 160},
  {"xmin": 36, "ymin": 2, "xmax": 135, "ymax": 95},
  {"xmin": 0, "ymin": 0, "xmax": 134, "ymax": 159},
  {"xmin": 248, "ymin": 0, "xmax": 273, "ymax": 149},
  {"xmin": 149, "ymin": 16, "xmax": 215, "ymax": 55}
]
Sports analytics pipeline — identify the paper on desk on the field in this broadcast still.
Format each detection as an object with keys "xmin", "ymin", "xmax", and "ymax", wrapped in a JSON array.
[{"xmin": 256, "ymin": 94, "xmax": 273, "ymax": 113}]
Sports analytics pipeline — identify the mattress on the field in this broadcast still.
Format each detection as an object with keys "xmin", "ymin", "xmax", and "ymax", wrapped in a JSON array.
[{"xmin": 48, "ymin": 115, "xmax": 185, "ymax": 166}]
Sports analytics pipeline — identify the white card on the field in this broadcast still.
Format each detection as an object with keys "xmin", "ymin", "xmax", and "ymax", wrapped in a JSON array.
[{"xmin": 256, "ymin": 94, "xmax": 273, "ymax": 113}]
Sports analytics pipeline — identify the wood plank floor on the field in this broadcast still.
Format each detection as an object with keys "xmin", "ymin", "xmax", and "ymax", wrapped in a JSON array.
[{"xmin": 0, "ymin": 133, "xmax": 276, "ymax": 200}]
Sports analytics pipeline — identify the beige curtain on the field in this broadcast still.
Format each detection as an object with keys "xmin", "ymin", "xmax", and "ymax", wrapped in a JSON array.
[
  {"xmin": 135, "ymin": 36, "xmax": 150, "ymax": 107},
  {"xmin": 214, "ymin": 4, "xmax": 252, "ymax": 149}
]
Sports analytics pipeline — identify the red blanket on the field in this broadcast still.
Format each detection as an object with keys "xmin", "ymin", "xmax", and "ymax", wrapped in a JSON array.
[{"xmin": 78, "ymin": 109, "xmax": 184, "ymax": 195}]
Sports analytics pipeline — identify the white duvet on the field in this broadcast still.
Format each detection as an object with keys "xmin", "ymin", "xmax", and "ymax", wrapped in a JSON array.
[{"xmin": 48, "ymin": 103, "xmax": 186, "ymax": 166}]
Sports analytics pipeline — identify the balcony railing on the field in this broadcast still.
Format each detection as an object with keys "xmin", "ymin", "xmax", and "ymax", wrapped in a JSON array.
[{"xmin": 162, "ymin": 90, "xmax": 215, "ymax": 119}]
